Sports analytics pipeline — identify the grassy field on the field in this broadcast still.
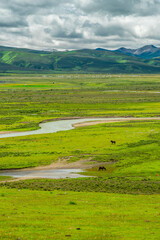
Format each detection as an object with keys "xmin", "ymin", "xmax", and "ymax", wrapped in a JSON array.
[
  {"xmin": 0, "ymin": 74, "xmax": 160, "ymax": 131},
  {"xmin": 0, "ymin": 188, "xmax": 159, "ymax": 240},
  {"xmin": 1, "ymin": 176, "xmax": 160, "ymax": 195},
  {"xmin": 0, "ymin": 74, "xmax": 160, "ymax": 239},
  {"xmin": 0, "ymin": 176, "xmax": 13, "ymax": 181}
]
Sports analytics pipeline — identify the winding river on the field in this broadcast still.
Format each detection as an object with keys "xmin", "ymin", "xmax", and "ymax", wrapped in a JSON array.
[
  {"xmin": 0, "ymin": 117, "xmax": 122, "ymax": 139},
  {"xmin": 0, "ymin": 117, "xmax": 160, "ymax": 179},
  {"xmin": 1, "ymin": 117, "xmax": 160, "ymax": 139}
]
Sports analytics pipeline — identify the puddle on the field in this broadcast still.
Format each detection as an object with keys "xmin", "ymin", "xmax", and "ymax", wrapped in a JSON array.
[{"xmin": 0, "ymin": 168, "xmax": 88, "ymax": 179}]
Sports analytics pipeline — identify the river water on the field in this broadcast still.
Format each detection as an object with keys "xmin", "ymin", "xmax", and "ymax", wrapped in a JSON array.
[{"xmin": 0, "ymin": 117, "xmax": 117, "ymax": 139}]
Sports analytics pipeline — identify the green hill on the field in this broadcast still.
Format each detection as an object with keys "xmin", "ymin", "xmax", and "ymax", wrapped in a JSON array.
[{"xmin": 0, "ymin": 46, "xmax": 160, "ymax": 73}]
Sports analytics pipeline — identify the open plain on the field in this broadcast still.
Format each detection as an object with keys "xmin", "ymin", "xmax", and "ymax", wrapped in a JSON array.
[{"xmin": 0, "ymin": 74, "xmax": 160, "ymax": 239}]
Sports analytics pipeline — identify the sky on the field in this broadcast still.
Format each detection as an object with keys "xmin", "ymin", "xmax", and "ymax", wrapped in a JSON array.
[{"xmin": 0, "ymin": 0, "xmax": 160, "ymax": 51}]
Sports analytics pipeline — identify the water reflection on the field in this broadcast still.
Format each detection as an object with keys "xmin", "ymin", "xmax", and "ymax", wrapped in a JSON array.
[{"xmin": 0, "ymin": 168, "xmax": 88, "ymax": 179}]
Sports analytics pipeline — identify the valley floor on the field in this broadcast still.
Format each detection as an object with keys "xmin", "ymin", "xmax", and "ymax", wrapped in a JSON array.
[{"xmin": 0, "ymin": 74, "xmax": 160, "ymax": 239}]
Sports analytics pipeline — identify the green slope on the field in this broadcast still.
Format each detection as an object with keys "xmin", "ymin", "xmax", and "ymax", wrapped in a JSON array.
[{"xmin": 0, "ymin": 47, "xmax": 160, "ymax": 73}]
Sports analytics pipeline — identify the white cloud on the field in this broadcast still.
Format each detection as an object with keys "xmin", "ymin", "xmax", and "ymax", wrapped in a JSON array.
[{"xmin": 0, "ymin": 0, "xmax": 160, "ymax": 50}]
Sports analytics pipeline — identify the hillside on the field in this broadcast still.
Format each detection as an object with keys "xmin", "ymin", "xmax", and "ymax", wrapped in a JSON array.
[{"xmin": 0, "ymin": 46, "xmax": 160, "ymax": 73}]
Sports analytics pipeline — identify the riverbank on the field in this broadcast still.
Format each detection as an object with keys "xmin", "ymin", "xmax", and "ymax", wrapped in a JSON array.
[{"xmin": 72, "ymin": 117, "xmax": 160, "ymax": 127}]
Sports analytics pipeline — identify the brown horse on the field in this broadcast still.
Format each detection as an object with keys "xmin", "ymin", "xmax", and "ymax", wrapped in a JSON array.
[
  {"xmin": 98, "ymin": 166, "xmax": 106, "ymax": 171},
  {"xmin": 111, "ymin": 140, "xmax": 116, "ymax": 144}
]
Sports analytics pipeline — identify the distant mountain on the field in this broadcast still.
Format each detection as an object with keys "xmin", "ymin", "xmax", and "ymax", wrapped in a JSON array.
[
  {"xmin": 95, "ymin": 48, "xmax": 108, "ymax": 51},
  {"xmin": 0, "ymin": 45, "xmax": 51, "ymax": 54},
  {"xmin": 1, "ymin": 45, "xmax": 160, "ymax": 73},
  {"xmin": 115, "ymin": 45, "xmax": 160, "ymax": 59}
]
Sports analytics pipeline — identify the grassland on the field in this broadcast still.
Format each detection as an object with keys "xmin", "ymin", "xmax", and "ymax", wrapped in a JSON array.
[
  {"xmin": 0, "ymin": 74, "xmax": 160, "ymax": 239},
  {"xmin": 1, "ymin": 176, "xmax": 160, "ymax": 195},
  {"xmin": 0, "ymin": 176, "xmax": 13, "ymax": 181},
  {"xmin": 1, "ymin": 74, "xmax": 160, "ymax": 132},
  {"xmin": 0, "ymin": 188, "xmax": 159, "ymax": 240}
]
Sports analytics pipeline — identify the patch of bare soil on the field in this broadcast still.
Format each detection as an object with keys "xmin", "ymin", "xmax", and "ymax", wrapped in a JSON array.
[
  {"xmin": 0, "ymin": 176, "xmax": 43, "ymax": 183},
  {"xmin": 72, "ymin": 117, "xmax": 160, "ymax": 128},
  {"xmin": 12, "ymin": 157, "xmax": 112, "ymax": 171},
  {"xmin": 0, "ymin": 131, "xmax": 19, "ymax": 134},
  {"xmin": 0, "ymin": 158, "xmax": 113, "ymax": 183}
]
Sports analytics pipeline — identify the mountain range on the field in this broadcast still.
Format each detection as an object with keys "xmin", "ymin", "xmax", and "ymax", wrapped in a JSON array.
[
  {"xmin": 114, "ymin": 45, "xmax": 160, "ymax": 59},
  {"xmin": 1, "ymin": 45, "xmax": 160, "ymax": 73}
]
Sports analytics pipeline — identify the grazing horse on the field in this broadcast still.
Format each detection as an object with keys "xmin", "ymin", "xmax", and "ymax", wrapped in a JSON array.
[
  {"xmin": 98, "ymin": 166, "xmax": 106, "ymax": 171},
  {"xmin": 111, "ymin": 140, "xmax": 116, "ymax": 144}
]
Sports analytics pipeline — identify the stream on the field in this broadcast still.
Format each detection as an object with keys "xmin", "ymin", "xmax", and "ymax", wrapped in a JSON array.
[{"xmin": 0, "ymin": 117, "xmax": 117, "ymax": 139}]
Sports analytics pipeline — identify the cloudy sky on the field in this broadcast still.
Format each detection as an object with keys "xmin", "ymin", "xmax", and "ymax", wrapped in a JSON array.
[{"xmin": 0, "ymin": 0, "xmax": 160, "ymax": 50}]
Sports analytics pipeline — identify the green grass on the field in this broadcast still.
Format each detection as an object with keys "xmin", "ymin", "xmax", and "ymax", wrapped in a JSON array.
[
  {"xmin": 1, "ymin": 51, "xmax": 18, "ymax": 64},
  {"xmin": 0, "ymin": 176, "xmax": 13, "ymax": 181},
  {"xmin": 1, "ymin": 177, "xmax": 160, "ymax": 194},
  {"xmin": 0, "ymin": 188, "xmax": 159, "ymax": 240},
  {"xmin": 0, "ymin": 74, "xmax": 160, "ymax": 132}
]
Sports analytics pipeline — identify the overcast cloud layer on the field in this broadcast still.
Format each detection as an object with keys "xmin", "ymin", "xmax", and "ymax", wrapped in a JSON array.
[{"xmin": 0, "ymin": 0, "xmax": 160, "ymax": 50}]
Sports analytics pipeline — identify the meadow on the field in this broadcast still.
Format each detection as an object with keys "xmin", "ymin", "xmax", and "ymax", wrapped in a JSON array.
[
  {"xmin": 1, "ymin": 74, "xmax": 160, "ymax": 131},
  {"xmin": 0, "ymin": 188, "xmax": 159, "ymax": 240},
  {"xmin": 0, "ymin": 74, "xmax": 160, "ymax": 239}
]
